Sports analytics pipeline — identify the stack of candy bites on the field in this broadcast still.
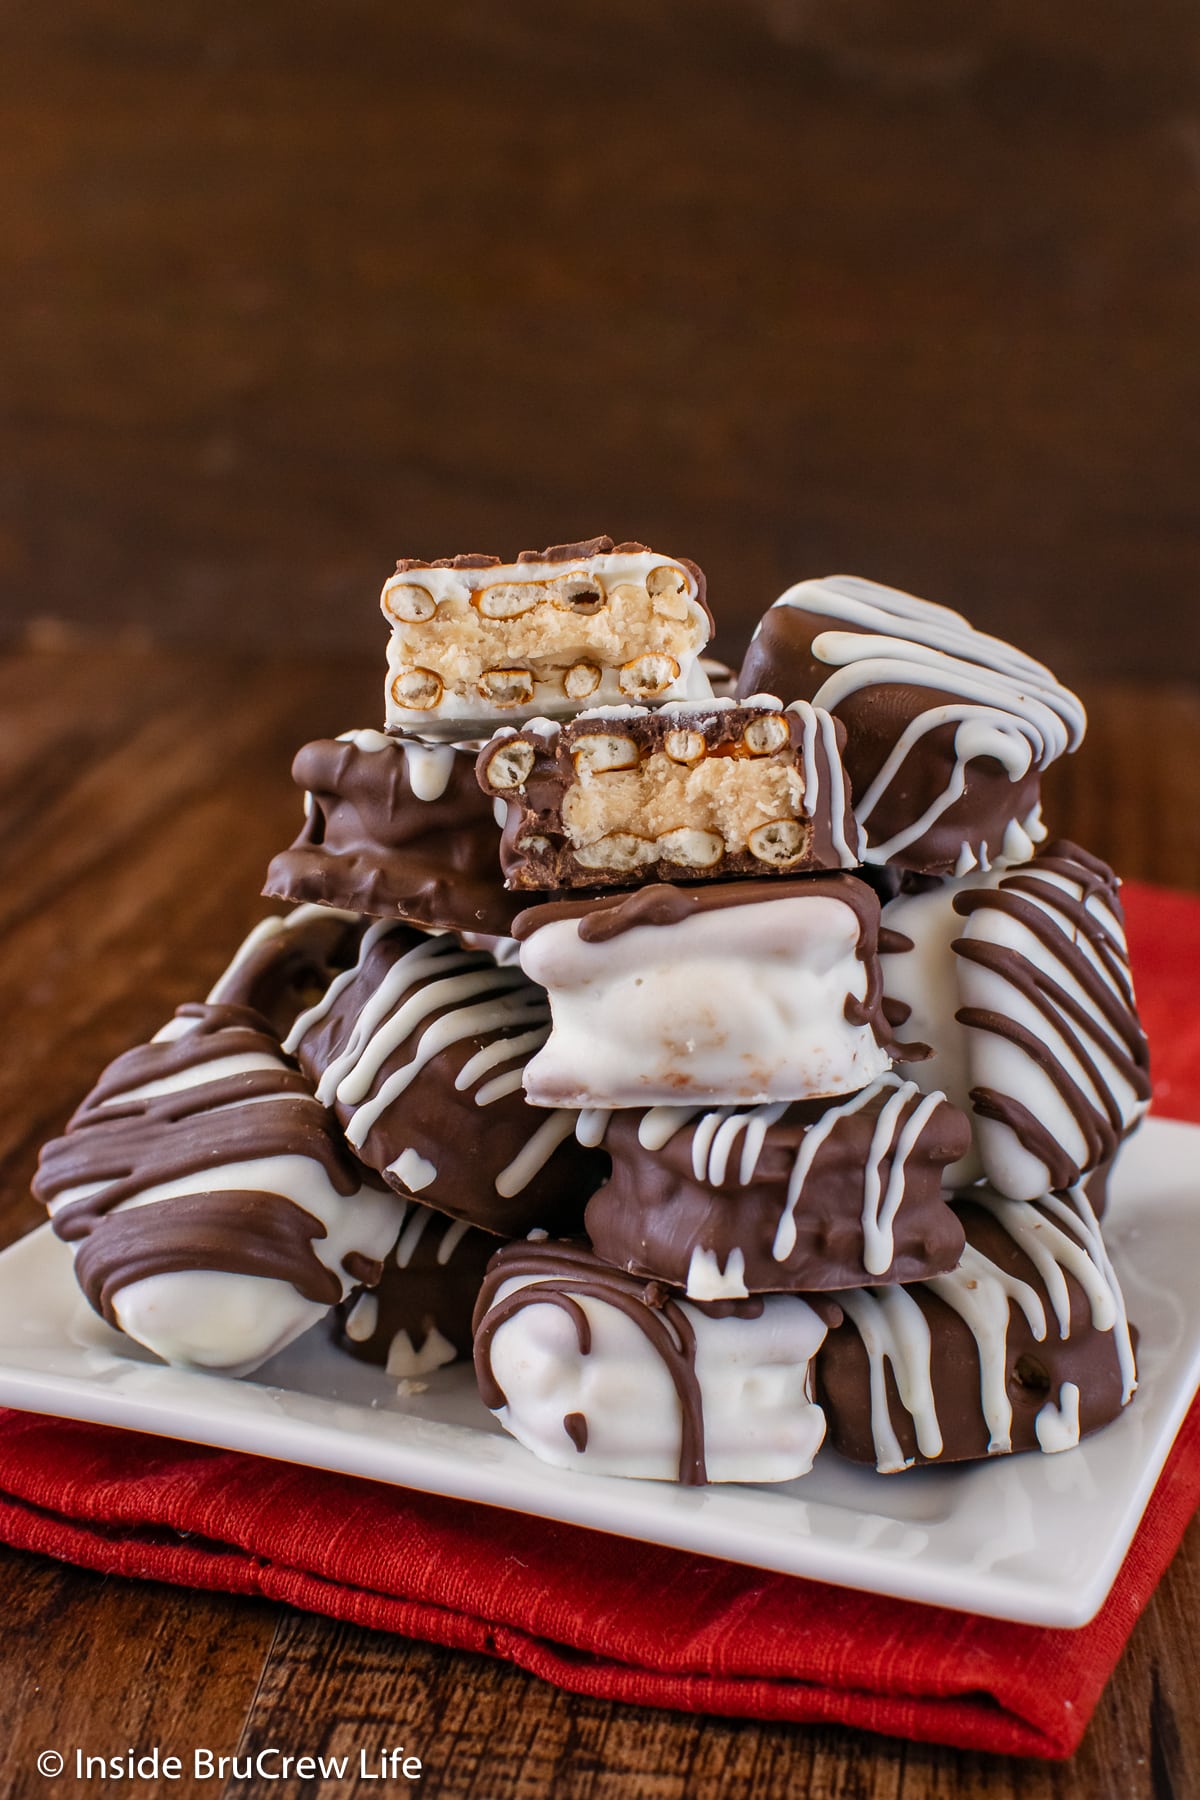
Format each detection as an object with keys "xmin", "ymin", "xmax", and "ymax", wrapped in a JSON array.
[{"xmin": 35, "ymin": 542, "xmax": 1150, "ymax": 1486}]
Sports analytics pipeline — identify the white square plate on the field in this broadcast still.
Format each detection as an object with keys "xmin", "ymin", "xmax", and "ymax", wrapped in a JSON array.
[{"xmin": 0, "ymin": 1116, "xmax": 1196, "ymax": 1628}]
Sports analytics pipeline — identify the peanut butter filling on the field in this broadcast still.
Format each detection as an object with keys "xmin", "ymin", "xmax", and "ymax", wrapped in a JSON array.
[
  {"xmin": 385, "ymin": 571, "xmax": 706, "ymax": 709},
  {"xmin": 559, "ymin": 749, "xmax": 808, "ymax": 869}
]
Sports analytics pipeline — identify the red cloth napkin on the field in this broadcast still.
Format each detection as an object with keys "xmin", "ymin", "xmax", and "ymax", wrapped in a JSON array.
[{"xmin": 0, "ymin": 880, "xmax": 1196, "ymax": 1760}]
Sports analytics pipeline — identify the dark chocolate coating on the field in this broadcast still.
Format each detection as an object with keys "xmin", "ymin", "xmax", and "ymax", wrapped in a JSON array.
[
  {"xmin": 1081, "ymin": 1158, "xmax": 1115, "ymax": 1221},
  {"xmin": 210, "ymin": 910, "xmax": 363, "ymax": 1040},
  {"xmin": 335, "ymin": 1207, "xmax": 496, "ymax": 1371},
  {"xmin": 817, "ymin": 1194, "xmax": 1135, "ymax": 1468},
  {"xmin": 476, "ymin": 703, "xmax": 859, "ymax": 891},
  {"xmin": 288, "ymin": 924, "xmax": 604, "ymax": 1238},
  {"xmin": 585, "ymin": 1082, "xmax": 970, "ymax": 1293},
  {"xmin": 264, "ymin": 733, "xmax": 520, "ymax": 935},
  {"xmin": 738, "ymin": 601, "xmax": 1044, "ymax": 876}
]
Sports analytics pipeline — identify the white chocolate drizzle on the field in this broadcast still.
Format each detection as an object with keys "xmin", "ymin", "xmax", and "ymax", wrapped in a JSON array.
[
  {"xmin": 773, "ymin": 576, "xmax": 1085, "ymax": 866},
  {"xmin": 685, "ymin": 1245, "xmax": 749, "ymax": 1301},
  {"xmin": 306, "ymin": 730, "xmax": 464, "ymax": 814},
  {"xmin": 926, "ymin": 1246, "xmax": 1046, "ymax": 1452},
  {"xmin": 1035, "ymin": 1382, "xmax": 1081, "ymax": 1453},
  {"xmin": 393, "ymin": 1207, "xmax": 437, "ymax": 1272},
  {"xmin": 402, "ymin": 739, "xmax": 460, "ymax": 802},
  {"xmin": 381, "ymin": 1199, "xmax": 475, "ymax": 1273},
  {"xmin": 388, "ymin": 1148, "xmax": 438, "ymax": 1193},
  {"xmin": 495, "ymin": 1109, "xmax": 579, "ymax": 1198},
  {"xmin": 344, "ymin": 1292, "xmax": 379, "ymax": 1343},
  {"xmin": 285, "ymin": 923, "xmax": 578, "ymax": 1197},
  {"xmin": 691, "ymin": 1104, "xmax": 789, "ymax": 1187},
  {"xmin": 386, "ymin": 1324, "xmax": 458, "ymax": 1379},
  {"xmin": 575, "ymin": 1107, "xmax": 615, "ymax": 1149},
  {"xmin": 607, "ymin": 1076, "xmax": 951, "ymax": 1282},
  {"xmin": 786, "ymin": 698, "xmax": 864, "ymax": 868},
  {"xmin": 436, "ymin": 1217, "xmax": 472, "ymax": 1265},
  {"xmin": 768, "ymin": 1075, "xmax": 935, "ymax": 1272},
  {"xmin": 336, "ymin": 727, "xmax": 394, "ymax": 753},
  {"xmin": 836, "ymin": 1184, "xmax": 1133, "ymax": 1472},
  {"xmin": 1041, "ymin": 1187, "xmax": 1136, "ymax": 1403},
  {"xmin": 837, "ymin": 1286, "xmax": 941, "ymax": 1471}
]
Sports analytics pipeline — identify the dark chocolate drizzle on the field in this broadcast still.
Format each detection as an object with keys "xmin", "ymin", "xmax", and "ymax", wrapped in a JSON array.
[
  {"xmin": 514, "ymin": 872, "xmax": 872, "ymax": 939},
  {"xmin": 73, "ymin": 1191, "xmax": 342, "ymax": 1328},
  {"xmin": 72, "ymin": 1003, "xmax": 301, "ymax": 1124},
  {"xmin": 950, "ymin": 842, "xmax": 1150, "ymax": 1184},
  {"xmin": 876, "ymin": 925, "xmax": 934, "ymax": 1057},
  {"xmin": 34, "ymin": 1003, "xmax": 373, "ymax": 1316},
  {"xmin": 473, "ymin": 1241, "xmax": 716, "ymax": 1485},
  {"xmin": 563, "ymin": 1411, "xmax": 589, "ymax": 1452},
  {"xmin": 343, "ymin": 1251, "xmax": 386, "ymax": 1288},
  {"xmin": 578, "ymin": 885, "xmax": 714, "ymax": 942}
]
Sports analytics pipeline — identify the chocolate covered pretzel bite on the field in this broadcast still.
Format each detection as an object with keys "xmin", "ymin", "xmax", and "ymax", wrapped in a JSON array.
[
  {"xmin": 578, "ymin": 1074, "xmax": 970, "ymax": 1298},
  {"xmin": 879, "ymin": 841, "xmax": 1151, "ymax": 1201},
  {"xmin": 33, "ymin": 991, "xmax": 403, "ymax": 1375},
  {"xmin": 473, "ymin": 1239, "xmax": 831, "ymax": 1484},
  {"xmin": 382, "ymin": 536, "xmax": 713, "ymax": 734},
  {"xmin": 337, "ymin": 1200, "xmax": 497, "ymax": 1379},
  {"xmin": 513, "ymin": 877, "xmax": 901, "ymax": 1108},
  {"xmin": 477, "ymin": 697, "xmax": 861, "ymax": 890},
  {"xmin": 264, "ymin": 728, "xmax": 520, "ymax": 936},
  {"xmin": 737, "ymin": 575, "xmax": 1086, "ymax": 877},
  {"xmin": 281, "ymin": 919, "xmax": 604, "ymax": 1236},
  {"xmin": 818, "ymin": 1185, "xmax": 1136, "ymax": 1470}
]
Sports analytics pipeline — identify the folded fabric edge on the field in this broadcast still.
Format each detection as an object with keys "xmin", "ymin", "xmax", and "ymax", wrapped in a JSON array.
[
  {"xmin": 0, "ymin": 1482, "xmax": 1066, "ymax": 1758},
  {"xmin": 4, "ymin": 1395, "xmax": 1200, "ymax": 1759}
]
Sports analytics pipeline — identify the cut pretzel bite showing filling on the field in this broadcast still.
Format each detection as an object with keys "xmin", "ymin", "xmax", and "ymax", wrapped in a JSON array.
[
  {"xmin": 381, "ymin": 536, "xmax": 712, "ymax": 732},
  {"xmin": 477, "ymin": 698, "xmax": 863, "ymax": 890}
]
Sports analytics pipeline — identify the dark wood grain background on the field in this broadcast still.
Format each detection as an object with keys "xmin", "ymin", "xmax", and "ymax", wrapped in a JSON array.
[
  {"xmin": 2, "ymin": 3, "xmax": 1199, "ymax": 1796},
  {"xmin": 3, "ymin": 0, "xmax": 1200, "ymax": 684}
]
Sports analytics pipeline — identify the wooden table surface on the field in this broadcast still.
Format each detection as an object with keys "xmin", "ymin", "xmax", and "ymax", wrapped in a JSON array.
[{"xmin": 0, "ymin": 645, "xmax": 1196, "ymax": 1799}]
